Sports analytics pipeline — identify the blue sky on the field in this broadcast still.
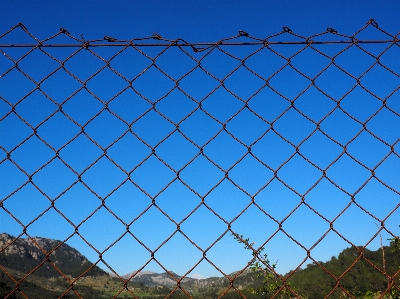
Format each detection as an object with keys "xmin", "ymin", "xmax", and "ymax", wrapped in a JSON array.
[{"xmin": 1, "ymin": 0, "xmax": 400, "ymax": 280}]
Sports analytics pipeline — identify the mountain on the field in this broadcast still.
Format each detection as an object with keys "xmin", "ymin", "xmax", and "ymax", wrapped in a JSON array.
[
  {"xmin": 0, "ymin": 233, "xmax": 108, "ymax": 299},
  {"xmin": 286, "ymin": 242, "xmax": 400, "ymax": 299},
  {"xmin": 111, "ymin": 270, "xmax": 196, "ymax": 288},
  {"xmin": 1, "ymin": 232, "xmax": 399, "ymax": 299},
  {"xmin": 0, "ymin": 233, "xmax": 107, "ymax": 278}
]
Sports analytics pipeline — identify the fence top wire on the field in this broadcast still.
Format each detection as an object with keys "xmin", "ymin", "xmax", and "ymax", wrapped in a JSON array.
[{"xmin": 0, "ymin": 19, "xmax": 399, "ymax": 50}]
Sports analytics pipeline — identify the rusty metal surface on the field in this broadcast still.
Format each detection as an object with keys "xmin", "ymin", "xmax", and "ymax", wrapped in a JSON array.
[{"xmin": 0, "ymin": 19, "xmax": 399, "ymax": 298}]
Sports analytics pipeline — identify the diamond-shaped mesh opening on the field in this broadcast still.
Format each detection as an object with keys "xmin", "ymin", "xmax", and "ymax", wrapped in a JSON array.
[
  {"xmin": 27, "ymin": 208, "xmax": 74, "ymax": 241},
  {"xmin": 155, "ymin": 46, "xmax": 197, "ymax": 80},
  {"xmin": 104, "ymin": 181, "xmax": 151, "ymax": 224},
  {"xmin": 315, "ymin": 64, "xmax": 356, "ymax": 100},
  {"xmin": 274, "ymin": 108, "xmax": 316, "ymax": 145},
  {"xmin": 3, "ymin": 184, "xmax": 50, "ymax": 225},
  {"xmin": 102, "ymin": 233, "xmax": 151, "ymax": 275},
  {"xmin": 109, "ymin": 46, "xmax": 152, "ymax": 80},
  {"xmin": 335, "ymin": 45, "xmax": 377, "ymax": 78},
  {"xmin": 156, "ymin": 131, "xmax": 198, "ymax": 170},
  {"xmin": 11, "ymin": 136, "xmax": 54, "ymax": 174},
  {"xmin": 268, "ymin": 42, "xmax": 304, "ymax": 59},
  {"xmin": 129, "ymin": 206, "xmax": 176, "ymax": 251},
  {"xmin": 1, "ymin": 23, "xmax": 400, "ymax": 299},
  {"xmin": 84, "ymin": 110, "xmax": 128, "ymax": 148},
  {"xmin": 231, "ymin": 205, "xmax": 277, "ymax": 245},
  {"xmin": 326, "ymin": 154, "xmax": 371, "ymax": 194},
  {"xmin": 255, "ymin": 178, "xmax": 300, "ymax": 221},
  {"xmin": 201, "ymin": 48, "xmax": 240, "ymax": 80},
  {"xmin": 248, "ymin": 86, "xmax": 290, "ymax": 121},
  {"xmin": 299, "ymin": 130, "xmax": 342, "ymax": 169},
  {"xmin": 40, "ymin": 68, "xmax": 82, "ymax": 103},
  {"xmin": 283, "ymin": 205, "xmax": 330, "ymax": 249},
  {"xmin": 81, "ymin": 156, "xmax": 126, "ymax": 198},
  {"xmin": 55, "ymin": 182, "xmax": 101, "ymax": 225},
  {"xmin": 223, "ymin": 66, "xmax": 265, "ymax": 100},
  {"xmin": 379, "ymin": 43, "xmax": 400, "ymax": 74},
  {"xmin": 64, "ymin": 49, "xmax": 105, "ymax": 81},
  {"xmin": 86, "ymin": 67, "xmax": 128, "ymax": 101},
  {"xmin": 340, "ymin": 85, "xmax": 383, "ymax": 122},
  {"xmin": 295, "ymin": 86, "xmax": 336, "ymax": 122},
  {"xmin": 107, "ymin": 132, "xmax": 151, "ymax": 171},
  {"xmin": 252, "ymin": 130, "xmax": 295, "ymax": 169},
  {"xmin": 261, "ymin": 231, "xmax": 307, "ymax": 274},
  {"xmin": 361, "ymin": 64, "xmax": 400, "ymax": 99},
  {"xmin": 309, "ymin": 231, "xmax": 352, "ymax": 266},
  {"xmin": 229, "ymin": 154, "xmax": 274, "ymax": 195},
  {"xmin": 131, "ymin": 109, "xmax": 175, "ymax": 147},
  {"xmin": 78, "ymin": 207, "xmax": 126, "ymax": 252},
  {"xmin": 59, "ymin": 133, "xmax": 103, "ymax": 173},
  {"xmin": 32, "ymin": 158, "xmax": 77, "ymax": 198},
  {"xmin": 155, "ymin": 88, "xmax": 197, "ymax": 123},
  {"xmin": 155, "ymin": 233, "xmax": 203, "ymax": 276},
  {"xmin": 202, "ymin": 87, "xmax": 244, "ymax": 123},
  {"xmin": 156, "ymin": 180, "xmax": 200, "ymax": 223},
  {"xmin": 375, "ymin": 153, "xmax": 400, "ymax": 191},
  {"xmin": 205, "ymin": 179, "xmax": 250, "ymax": 222},
  {"xmin": 0, "ymin": 160, "xmax": 27, "ymax": 199},
  {"xmin": 181, "ymin": 205, "xmax": 227, "ymax": 249},
  {"xmin": 320, "ymin": 108, "xmax": 363, "ymax": 145},
  {"xmin": 17, "ymin": 48, "xmax": 60, "ymax": 82},
  {"xmin": 179, "ymin": 109, "xmax": 221, "ymax": 146},
  {"xmin": 130, "ymin": 155, "xmax": 176, "ymax": 197},
  {"xmin": 245, "ymin": 47, "xmax": 287, "ymax": 79},
  {"xmin": 36, "ymin": 111, "xmax": 80, "ymax": 149},
  {"xmin": 355, "ymin": 179, "xmax": 400, "ymax": 220},
  {"xmin": 0, "ymin": 114, "xmax": 33, "ymax": 150},
  {"xmin": 347, "ymin": 130, "xmax": 390, "ymax": 168},
  {"xmin": 290, "ymin": 46, "xmax": 331, "ymax": 79},
  {"xmin": 179, "ymin": 155, "xmax": 224, "ymax": 196},
  {"xmin": 305, "ymin": 178, "xmax": 351, "ymax": 220},
  {"xmin": 226, "ymin": 108, "xmax": 269, "ymax": 145},
  {"xmin": 334, "ymin": 204, "xmax": 379, "ymax": 245},
  {"xmin": 278, "ymin": 154, "xmax": 322, "ymax": 194},
  {"xmin": 205, "ymin": 233, "xmax": 252, "ymax": 276},
  {"xmin": 178, "ymin": 67, "xmax": 220, "ymax": 100},
  {"xmin": 368, "ymin": 107, "xmax": 400, "ymax": 144},
  {"xmin": 203, "ymin": 131, "xmax": 247, "ymax": 170},
  {"xmin": 268, "ymin": 66, "xmax": 310, "ymax": 100},
  {"xmin": 14, "ymin": 90, "xmax": 58, "ymax": 127},
  {"xmin": 132, "ymin": 66, "xmax": 175, "ymax": 102},
  {"xmin": 0, "ymin": 68, "xmax": 36, "ymax": 104},
  {"xmin": 109, "ymin": 88, "xmax": 152, "ymax": 123}
]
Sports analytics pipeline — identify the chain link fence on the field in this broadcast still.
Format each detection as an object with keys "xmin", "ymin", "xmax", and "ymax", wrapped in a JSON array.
[{"xmin": 0, "ymin": 19, "xmax": 399, "ymax": 298}]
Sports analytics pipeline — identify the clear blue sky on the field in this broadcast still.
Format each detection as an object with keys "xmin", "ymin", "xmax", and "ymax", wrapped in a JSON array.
[{"xmin": 1, "ymin": 0, "xmax": 400, "ymax": 280}]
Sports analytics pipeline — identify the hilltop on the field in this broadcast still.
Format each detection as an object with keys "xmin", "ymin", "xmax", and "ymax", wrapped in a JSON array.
[{"xmin": 0, "ymin": 233, "xmax": 399, "ymax": 298}]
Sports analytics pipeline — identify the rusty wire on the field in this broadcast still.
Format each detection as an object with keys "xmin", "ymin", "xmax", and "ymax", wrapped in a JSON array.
[{"xmin": 0, "ymin": 19, "xmax": 400, "ymax": 298}]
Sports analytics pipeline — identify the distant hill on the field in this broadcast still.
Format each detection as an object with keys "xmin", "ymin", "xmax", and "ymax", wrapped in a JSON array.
[
  {"xmin": 0, "ymin": 233, "xmax": 108, "ymax": 298},
  {"xmin": 286, "ymin": 242, "xmax": 400, "ymax": 299},
  {"xmin": 1, "ymin": 233, "xmax": 399, "ymax": 298},
  {"xmin": 0, "ymin": 233, "xmax": 107, "ymax": 278}
]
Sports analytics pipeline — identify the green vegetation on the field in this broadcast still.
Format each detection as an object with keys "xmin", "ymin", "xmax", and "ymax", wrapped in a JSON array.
[
  {"xmin": 233, "ymin": 233, "xmax": 400, "ymax": 299},
  {"xmin": 1, "ymin": 232, "xmax": 399, "ymax": 298},
  {"xmin": 233, "ymin": 233, "xmax": 305, "ymax": 298}
]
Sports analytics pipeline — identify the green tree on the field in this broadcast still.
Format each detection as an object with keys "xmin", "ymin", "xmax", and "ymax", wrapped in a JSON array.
[{"xmin": 233, "ymin": 233, "xmax": 306, "ymax": 299}]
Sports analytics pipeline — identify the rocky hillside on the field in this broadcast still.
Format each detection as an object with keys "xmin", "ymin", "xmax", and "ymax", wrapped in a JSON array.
[
  {"xmin": 1, "ymin": 233, "xmax": 399, "ymax": 298},
  {"xmin": 0, "ymin": 233, "xmax": 106, "ymax": 278}
]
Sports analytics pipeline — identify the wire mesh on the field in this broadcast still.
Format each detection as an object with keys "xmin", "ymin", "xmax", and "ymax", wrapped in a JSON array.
[{"xmin": 0, "ymin": 19, "xmax": 399, "ymax": 298}]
